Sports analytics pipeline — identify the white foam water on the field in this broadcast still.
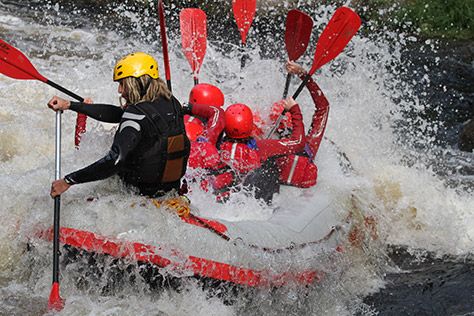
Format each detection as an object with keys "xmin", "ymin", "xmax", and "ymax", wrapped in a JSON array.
[{"xmin": 0, "ymin": 1, "xmax": 472, "ymax": 315}]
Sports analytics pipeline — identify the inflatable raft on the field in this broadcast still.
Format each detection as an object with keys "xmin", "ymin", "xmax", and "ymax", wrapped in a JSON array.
[{"xmin": 37, "ymin": 188, "xmax": 350, "ymax": 289}]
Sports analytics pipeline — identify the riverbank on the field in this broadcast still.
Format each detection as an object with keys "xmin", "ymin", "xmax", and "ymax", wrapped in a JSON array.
[
  {"xmin": 12, "ymin": 0, "xmax": 473, "ymax": 40},
  {"xmin": 355, "ymin": 0, "xmax": 473, "ymax": 40}
]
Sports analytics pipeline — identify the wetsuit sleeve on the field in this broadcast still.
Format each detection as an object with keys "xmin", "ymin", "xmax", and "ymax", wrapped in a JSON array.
[
  {"xmin": 64, "ymin": 109, "xmax": 144, "ymax": 184},
  {"xmin": 256, "ymin": 104, "xmax": 305, "ymax": 161},
  {"xmin": 69, "ymin": 101, "xmax": 124, "ymax": 123},
  {"xmin": 191, "ymin": 104, "xmax": 225, "ymax": 145},
  {"xmin": 299, "ymin": 74, "xmax": 330, "ymax": 159}
]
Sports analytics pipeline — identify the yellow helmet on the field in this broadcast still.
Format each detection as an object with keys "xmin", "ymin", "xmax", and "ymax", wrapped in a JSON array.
[{"xmin": 113, "ymin": 52, "xmax": 159, "ymax": 81}]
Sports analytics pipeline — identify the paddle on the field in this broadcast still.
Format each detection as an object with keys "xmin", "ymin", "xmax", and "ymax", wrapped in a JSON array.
[
  {"xmin": 48, "ymin": 109, "xmax": 64, "ymax": 312},
  {"xmin": 158, "ymin": 0, "xmax": 172, "ymax": 92},
  {"xmin": 0, "ymin": 39, "xmax": 87, "ymax": 148},
  {"xmin": 267, "ymin": 7, "xmax": 361, "ymax": 139},
  {"xmin": 232, "ymin": 0, "xmax": 256, "ymax": 69},
  {"xmin": 187, "ymin": 213, "xmax": 231, "ymax": 241},
  {"xmin": 180, "ymin": 8, "xmax": 207, "ymax": 86},
  {"xmin": 0, "ymin": 38, "xmax": 86, "ymax": 311},
  {"xmin": 283, "ymin": 10, "xmax": 313, "ymax": 98}
]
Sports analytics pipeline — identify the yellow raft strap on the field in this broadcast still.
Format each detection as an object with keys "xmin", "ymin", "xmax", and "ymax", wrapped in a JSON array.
[{"xmin": 151, "ymin": 197, "xmax": 190, "ymax": 218}]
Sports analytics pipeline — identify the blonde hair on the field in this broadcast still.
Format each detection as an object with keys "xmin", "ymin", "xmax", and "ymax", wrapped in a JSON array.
[{"xmin": 121, "ymin": 75, "xmax": 171, "ymax": 106}]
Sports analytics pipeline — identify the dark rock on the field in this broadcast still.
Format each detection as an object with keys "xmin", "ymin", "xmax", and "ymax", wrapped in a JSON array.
[{"xmin": 459, "ymin": 117, "xmax": 474, "ymax": 152}]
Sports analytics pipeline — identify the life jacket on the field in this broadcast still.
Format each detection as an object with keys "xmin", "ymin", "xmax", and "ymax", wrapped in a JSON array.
[
  {"xmin": 199, "ymin": 140, "xmax": 261, "ymax": 199},
  {"xmin": 219, "ymin": 141, "xmax": 261, "ymax": 174},
  {"xmin": 193, "ymin": 140, "xmax": 280, "ymax": 204},
  {"xmin": 122, "ymin": 97, "xmax": 190, "ymax": 188},
  {"xmin": 276, "ymin": 153, "xmax": 318, "ymax": 188},
  {"xmin": 188, "ymin": 141, "xmax": 221, "ymax": 169}
]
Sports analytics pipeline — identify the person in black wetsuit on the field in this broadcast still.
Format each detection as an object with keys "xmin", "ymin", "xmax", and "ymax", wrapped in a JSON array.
[{"xmin": 48, "ymin": 52, "xmax": 190, "ymax": 198}]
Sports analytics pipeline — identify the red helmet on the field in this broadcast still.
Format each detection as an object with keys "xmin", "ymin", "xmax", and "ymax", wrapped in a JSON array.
[
  {"xmin": 225, "ymin": 104, "xmax": 253, "ymax": 139},
  {"xmin": 269, "ymin": 100, "xmax": 293, "ymax": 130},
  {"xmin": 189, "ymin": 83, "xmax": 224, "ymax": 107}
]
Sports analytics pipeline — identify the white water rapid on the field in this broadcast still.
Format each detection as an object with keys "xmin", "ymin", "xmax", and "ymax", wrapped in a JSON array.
[{"xmin": 0, "ymin": 1, "xmax": 473, "ymax": 315}]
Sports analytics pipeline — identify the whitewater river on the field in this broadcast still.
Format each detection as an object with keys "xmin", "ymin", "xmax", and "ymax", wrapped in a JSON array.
[{"xmin": 0, "ymin": 1, "xmax": 473, "ymax": 315}]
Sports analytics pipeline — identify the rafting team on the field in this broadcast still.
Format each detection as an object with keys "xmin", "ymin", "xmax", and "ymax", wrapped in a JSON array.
[{"xmin": 48, "ymin": 52, "xmax": 329, "ymax": 206}]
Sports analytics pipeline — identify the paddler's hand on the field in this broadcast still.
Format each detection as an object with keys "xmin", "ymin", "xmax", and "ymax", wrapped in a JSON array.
[
  {"xmin": 283, "ymin": 97, "xmax": 297, "ymax": 111},
  {"xmin": 83, "ymin": 97, "xmax": 94, "ymax": 104},
  {"xmin": 47, "ymin": 96, "xmax": 70, "ymax": 111},
  {"xmin": 50, "ymin": 179, "xmax": 71, "ymax": 198},
  {"xmin": 285, "ymin": 60, "xmax": 307, "ymax": 76}
]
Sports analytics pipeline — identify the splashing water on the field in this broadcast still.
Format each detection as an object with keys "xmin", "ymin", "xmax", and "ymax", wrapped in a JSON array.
[{"xmin": 0, "ymin": 0, "xmax": 472, "ymax": 315}]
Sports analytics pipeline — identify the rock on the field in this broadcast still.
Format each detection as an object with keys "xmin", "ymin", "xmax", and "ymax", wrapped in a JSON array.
[{"xmin": 459, "ymin": 117, "xmax": 474, "ymax": 152}]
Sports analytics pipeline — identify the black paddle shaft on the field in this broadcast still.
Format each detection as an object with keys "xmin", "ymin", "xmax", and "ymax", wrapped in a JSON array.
[
  {"xmin": 291, "ymin": 73, "xmax": 311, "ymax": 100},
  {"xmin": 283, "ymin": 73, "xmax": 292, "ymax": 99},
  {"xmin": 46, "ymin": 80, "xmax": 84, "ymax": 102},
  {"xmin": 267, "ymin": 73, "xmax": 311, "ymax": 139}
]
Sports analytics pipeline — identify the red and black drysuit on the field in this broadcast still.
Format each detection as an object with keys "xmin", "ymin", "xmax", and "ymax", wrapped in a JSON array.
[
  {"xmin": 276, "ymin": 74, "xmax": 329, "ymax": 188},
  {"xmin": 64, "ymin": 97, "xmax": 190, "ymax": 197}
]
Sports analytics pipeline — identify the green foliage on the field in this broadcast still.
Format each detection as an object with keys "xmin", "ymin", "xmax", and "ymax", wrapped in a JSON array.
[
  {"xmin": 355, "ymin": 0, "xmax": 472, "ymax": 39},
  {"xmin": 398, "ymin": 0, "xmax": 473, "ymax": 39},
  {"xmin": 362, "ymin": 0, "xmax": 473, "ymax": 39}
]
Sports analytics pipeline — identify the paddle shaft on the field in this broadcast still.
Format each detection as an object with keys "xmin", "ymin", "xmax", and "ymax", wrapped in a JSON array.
[
  {"xmin": 47, "ymin": 79, "xmax": 84, "ymax": 102},
  {"xmin": 53, "ymin": 110, "xmax": 62, "ymax": 283},
  {"xmin": 282, "ymin": 74, "xmax": 292, "ymax": 98},
  {"xmin": 240, "ymin": 42, "xmax": 249, "ymax": 70},
  {"xmin": 0, "ymin": 48, "xmax": 84, "ymax": 102},
  {"xmin": 159, "ymin": 0, "xmax": 172, "ymax": 92},
  {"xmin": 188, "ymin": 214, "xmax": 230, "ymax": 241},
  {"xmin": 48, "ymin": 110, "xmax": 64, "ymax": 312},
  {"xmin": 268, "ymin": 74, "xmax": 310, "ymax": 139}
]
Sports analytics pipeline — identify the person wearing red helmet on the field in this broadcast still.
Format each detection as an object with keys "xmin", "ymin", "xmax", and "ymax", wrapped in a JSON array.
[
  {"xmin": 183, "ymin": 83, "xmax": 226, "ymax": 171},
  {"xmin": 184, "ymin": 83, "xmax": 225, "ymax": 134},
  {"xmin": 189, "ymin": 83, "xmax": 225, "ymax": 108},
  {"xmin": 212, "ymin": 98, "xmax": 305, "ymax": 203},
  {"xmin": 274, "ymin": 61, "xmax": 330, "ymax": 188}
]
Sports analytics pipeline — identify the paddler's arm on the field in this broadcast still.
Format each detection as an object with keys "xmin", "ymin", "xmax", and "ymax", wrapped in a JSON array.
[
  {"xmin": 50, "ymin": 107, "xmax": 144, "ymax": 198},
  {"xmin": 286, "ymin": 61, "xmax": 329, "ymax": 111},
  {"xmin": 47, "ymin": 96, "xmax": 124, "ymax": 123},
  {"xmin": 256, "ymin": 98, "xmax": 306, "ymax": 161},
  {"xmin": 50, "ymin": 144, "xmax": 125, "ymax": 199},
  {"xmin": 286, "ymin": 60, "xmax": 330, "ymax": 158},
  {"xmin": 50, "ymin": 144, "xmax": 125, "ymax": 198},
  {"xmin": 185, "ymin": 103, "xmax": 225, "ymax": 145}
]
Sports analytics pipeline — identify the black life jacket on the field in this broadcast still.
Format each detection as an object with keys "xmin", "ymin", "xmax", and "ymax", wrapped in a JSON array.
[{"xmin": 121, "ymin": 96, "xmax": 190, "ymax": 190}]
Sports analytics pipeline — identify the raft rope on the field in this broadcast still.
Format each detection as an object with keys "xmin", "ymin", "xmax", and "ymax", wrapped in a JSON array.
[{"xmin": 152, "ymin": 196, "xmax": 191, "ymax": 218}]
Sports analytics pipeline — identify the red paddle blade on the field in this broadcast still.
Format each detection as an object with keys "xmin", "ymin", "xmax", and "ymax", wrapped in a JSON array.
[
  {"xmin": 158, "ymin": 0, "xmax": 171, "ymax": 82},
  {"xmin": 48, "ymin": 282, "xmax": 65, "ymax": 312},
  {"xmin": 309, "ymin": 7, "xmax": 361, "ymax": 75},
  {"xmin": 232, "ymin": 0, "xmax": 256, "ymax": 43},
  {"xmin": 180, "ymin": 8, "xmax": 207, "ymax": 78},
  {"xmin": 0, "ymin": 39, "xmax": 47, "ymax": 82},
  {"xmin": 285, "ymin": 10, "xmax": 313, "ymax": 61}
]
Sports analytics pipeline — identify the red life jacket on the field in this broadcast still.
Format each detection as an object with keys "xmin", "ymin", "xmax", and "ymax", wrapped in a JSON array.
[
  {"xmin": 276, "ymin": 154, "xmax": 318, "ymax": 188},
  {"xmin": 188, "ymin": 142, "xmax": 221, "ymax": 169},
  {"xmin": 219, "ymin": 141, "xmax": 261, "ymax": 174},
  {"xmin": 197, "ymin": 141, "xmax": 261, "ymax": 194}
]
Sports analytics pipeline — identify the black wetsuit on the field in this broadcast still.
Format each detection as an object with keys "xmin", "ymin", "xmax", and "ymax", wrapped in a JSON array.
[{"xmin": 65, "ymin": 96, "xmax": 190, "ymax": 197}]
